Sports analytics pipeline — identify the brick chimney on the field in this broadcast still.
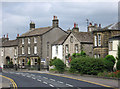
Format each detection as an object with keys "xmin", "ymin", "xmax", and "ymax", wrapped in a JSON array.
[
  {"xmin": 30, "ymin": 21, "xmax": 35, "ymax": 30},
  {"xmin": 72, "ymin": 22, "xmax": 79, "ymax": 32},
  {"xmin": 52, "ymin": 16, "xmax": 59, "ymax": 27}
]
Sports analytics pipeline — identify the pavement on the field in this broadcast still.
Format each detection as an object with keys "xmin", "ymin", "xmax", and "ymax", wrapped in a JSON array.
[{"xmin": 0, "ymin": 72, "xmax": 11, "ymax": 88}]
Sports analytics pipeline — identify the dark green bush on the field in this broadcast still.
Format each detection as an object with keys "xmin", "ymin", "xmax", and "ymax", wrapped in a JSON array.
[
  {"xmin": 104, "ymin": 55, "xmax": 115, "ymax": 72},
  {"xmin": 52, "ymin": 58, "xmax": 66, "ymax": 73},
  {"xmin": 69, "ymin": 57, "xmax": 105, "ymax": 75},
  {"xmin": 104, "ymin": 55, "xmax": 115, "ymax": 64},
  {"xmin": 117, "ymin": 60, "xmax": 120, "ymax": 70}
]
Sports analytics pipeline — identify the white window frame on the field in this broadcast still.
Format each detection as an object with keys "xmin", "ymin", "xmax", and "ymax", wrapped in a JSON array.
[
  {"xmin": 34, "ymin": 37, "xmax": 37, "ymax": 43},
  {"xmin": 22, "ymin": 47, "xmax": 24, "ymax": 54},
  {"xmin": 98, "ymin": 34, "xmax": 101, "ymax": 46},
  {"xmin": 28, "ymin": 38, "xmax": 30, "ymax": 44},
  {"xmin": 34, "ymin": 46, "xmax": 37, "ymax": 54},
  {"xmin": 94, "ymin": 35, "xmax": 97, "ymax": 46},
  {"xmin": 28, "ymin": 47, "xmax": 30, "ymax": 54},
  {"xmin": 22, "ymin": 38, "xmax": 24, "ymax": 44},
  {"xmin": 65, "ymin": 45, "xmax": 69, "ymax": 54},
  {"xmin": 56, "ymin": 45, "xmax": 58, "ymax": 54},
  {"xmin": 94, "ymin": 55, "xmax": 97, "ymax": 58},
  {"xmin": 75, "ymin": 44, "xmax": 78, "ymax": 53}
]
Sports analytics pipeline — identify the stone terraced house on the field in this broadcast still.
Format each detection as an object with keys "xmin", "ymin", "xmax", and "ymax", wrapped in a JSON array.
[
  {"xmin": 52, "ymin": 23, "xmax": 93, "ymax": 66},
  {"xmin": 17, "ymin": 16, "xmax": 68, "ymax": 67},
  {"xmin": 93, "ymin": 22, "xmax": 120, "ymax": 58},
  {"xmin": 0, "ymin": 35, "xmax": 18, "ymax": 67}
]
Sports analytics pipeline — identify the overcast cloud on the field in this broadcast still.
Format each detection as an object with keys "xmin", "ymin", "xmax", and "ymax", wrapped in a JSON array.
[{"xmin": 1, "ymin": 1, "xmax": 118, "ymax": 40}]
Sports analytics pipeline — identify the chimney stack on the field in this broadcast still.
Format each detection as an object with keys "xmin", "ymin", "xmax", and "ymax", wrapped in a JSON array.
[
  {"xmin": 30, "ymin": 21, "xmax": 35, "ymax": 30},
  {"xmin": 72, "ymin": 22, "xmax": 79, "ymax": 32},
  {"xmin": 94, "ymin": 23, "xmax": 98, "ymax": 27},
  {"xmin": 52, "ymin": 16, "xmax": 59, "ymax": 27}
]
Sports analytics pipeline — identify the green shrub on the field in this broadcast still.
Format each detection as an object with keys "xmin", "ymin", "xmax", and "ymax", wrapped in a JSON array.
[
  {"xmin": 52, "ymin": 58, "xmax": 66, "ymax": 73},
  {"xmin": 27, "ymin": 60, "xmax": 31, "ymax": 65},
  {"xmin": 104, "ymin": 55, "xmax": 115, "ymax": 72},
  {"xmin": 117, "ymin": 60, "xmax": 120, "ymax": 70},
  {"xmin": 69, "ymin": 57, "xmax": 105, "ymax": 75},
  {"xmin": 104, "ymin": 55, "xmax": 115, "ymax": 64},
  {"xmin": 49, "ymin": 57, "xmax": 57, "ymax": 66}
]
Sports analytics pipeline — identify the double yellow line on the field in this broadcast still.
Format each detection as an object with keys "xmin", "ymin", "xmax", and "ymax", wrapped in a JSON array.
[{"xmin": 0, "ymin": 75, "xmax": 17, "ymax": 89}]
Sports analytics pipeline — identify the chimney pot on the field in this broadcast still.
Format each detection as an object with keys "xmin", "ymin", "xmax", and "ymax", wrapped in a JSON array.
[
  {"xmin": 3, "ymin": 35, "xmax": 5, "ymax": 38},
  {"xmin": 89, "ymin": 23, "xmax": 92, "ymax": 26},
  {"xmin": 17, "ymin": 34, "xmax": 19, "ymax": 37},
  {"xmin": 74, "ymin": 23, "xmax": 76, "ymax": 28},
  {"xmin": 7, "ymin": 33, "xmax": 8, "ymax": 38},
  {"xmin": 99, "ymin": 24, "xmax": 101, "ymax": 28}
]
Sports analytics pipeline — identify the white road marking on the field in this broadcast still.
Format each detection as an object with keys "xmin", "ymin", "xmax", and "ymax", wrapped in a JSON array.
[
  {"xmin": 43, "ymin": 77, "xmax": 48, "ymax": 79},
  {"xmin": 66, "ymin": 83, "xmax": 73, "ymax": 87},
  {"xmin": 50, "ymin": 79, "xmax": 55, "ymax": 81},
  {"xmin": 37, "ymin": 79, "xmax": 41, "ymax": 82},
  {"xmin": 57, "ymin": 81, "xmax": 63, "ymax": 84},
  {"xmin": 32, "ymin": 77, "xmax": 36, "ymax": 80},
  {"xmin": 43, "ymin": 82, "xmax": 48, "ymax": 84},
  {"xmin": 27, "ymin": 76, "xmax": 31, "ymax": 78},
  {"xmin": 31, "ymin": 74, "xmax": 35, "ymax": 76},
  {"xmin": 49, "ymin": 84, "xmax": 54, "ymax": 87}
]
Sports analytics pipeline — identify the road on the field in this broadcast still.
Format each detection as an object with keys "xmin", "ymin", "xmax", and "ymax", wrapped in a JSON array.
[{"xmin": 1, "ymin": 71, "xmax": 115, "ymax": 89}]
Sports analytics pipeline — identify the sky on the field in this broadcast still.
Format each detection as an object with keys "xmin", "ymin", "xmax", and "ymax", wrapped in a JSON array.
[{"xmin": 1, "ymin": 0, "xmax": 119, "ymax": 40}]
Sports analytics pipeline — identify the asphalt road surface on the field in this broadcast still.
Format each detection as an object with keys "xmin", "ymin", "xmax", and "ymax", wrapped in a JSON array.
[{"xmin": 1, "ymin": 71, "xmax": 115, "ymax": 89}]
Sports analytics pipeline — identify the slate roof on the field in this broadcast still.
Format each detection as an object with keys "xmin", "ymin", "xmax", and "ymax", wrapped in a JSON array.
[
  {"xmin": 93, "ymin": 22, "xmax": 120, "ymax": 32},
  {"xmin": 72, "ymin": 32, "xmax": 93, "ymax": 43},
  {"xmin": 104, "ymin": 22, "xmax": 120, "ymax": 30},
  {"xmin": 52, "ymin": 35, "xmax": 68, "ymax": 45},
  {"xmin": 19, "ymin": 26, "xmax": 53, "ymax": 37},
  {"xmin": 0, "ymin": 39, "xmax": 18, "ymax": 47}
]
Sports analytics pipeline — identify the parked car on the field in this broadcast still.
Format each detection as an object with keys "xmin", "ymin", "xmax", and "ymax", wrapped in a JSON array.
[{"xmin": 0, "ymin": 66, "xmax": 2, "ymax": 72}]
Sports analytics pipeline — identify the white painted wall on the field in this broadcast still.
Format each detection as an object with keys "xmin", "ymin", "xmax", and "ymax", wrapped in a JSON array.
[
  {"xmin": 109, "ymin": 40, "xmax": 119, "ymax": 58},
  {"xmin": 52, "ymin": 45, "xmax": 63, "ymax": 60}
]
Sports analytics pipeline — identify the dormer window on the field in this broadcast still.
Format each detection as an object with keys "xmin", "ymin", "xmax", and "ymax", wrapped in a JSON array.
[
  {"xmin": 22, "ymin": 38, "xmax": 24, "ymax": 44},
  {"xmin": 28, "ymin": 38, "xmax": 30, "ymax": 44}
]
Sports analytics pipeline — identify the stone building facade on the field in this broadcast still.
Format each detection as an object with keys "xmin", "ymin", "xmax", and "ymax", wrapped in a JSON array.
[
  {"xmin": 93, "ymin": 22, "xmax": 120, "ymax": 58},
  {"xmin": 0, "ymin": 36, "xmax": 18, "ymax": 67},
  {"xmin": 52, "ymin": 23, "xmax": 93, "ymax": 66},
  {"xmin": 17, "ymin": 16, "xmax": 68, "ymax": 67}
]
